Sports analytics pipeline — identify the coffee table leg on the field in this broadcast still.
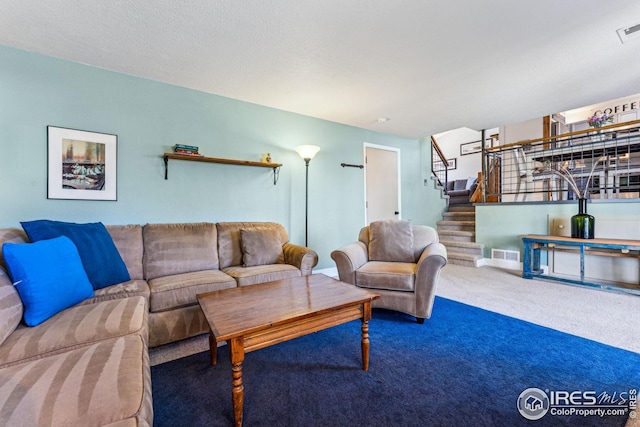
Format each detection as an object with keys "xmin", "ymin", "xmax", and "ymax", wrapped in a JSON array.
[
  {"xmin": 209, "ymin": 332, "xmax": 217, "ymax": 366},
  {"xmin": 361, "ymin": 321, "xmax": 370, "ymax": 371},
  {"xmin": 361, "ymin": 301, "xmax": 372, "ymax": 371},
  {"xmin": 229, "ymin": 337, "xmax": 245, "ymax": 427}
]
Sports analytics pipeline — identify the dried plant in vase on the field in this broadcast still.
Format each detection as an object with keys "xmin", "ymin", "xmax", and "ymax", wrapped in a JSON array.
[{"xmin": 543, "ymin": 156, "xmax": 605, "ymax": 239}]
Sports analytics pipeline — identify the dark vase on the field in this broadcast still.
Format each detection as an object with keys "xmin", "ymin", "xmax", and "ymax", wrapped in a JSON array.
[{"xmin": 571, "ymin": 198, "xmax": 594, "ymax": 239}]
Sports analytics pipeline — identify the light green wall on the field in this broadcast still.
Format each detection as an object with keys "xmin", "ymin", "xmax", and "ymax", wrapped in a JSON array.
[
  {"xmin": 476, "ymin": 201, "xmax": 640, "ymax": 258},
  {"xmin": 0, "ymin": 46, "xmax": 446, "ymax": 269}
]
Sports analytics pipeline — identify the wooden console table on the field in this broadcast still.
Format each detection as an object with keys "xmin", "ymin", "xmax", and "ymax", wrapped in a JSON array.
[{"xmin": 521, "ymin": 234, "xmax": 640, "ymax": 294}]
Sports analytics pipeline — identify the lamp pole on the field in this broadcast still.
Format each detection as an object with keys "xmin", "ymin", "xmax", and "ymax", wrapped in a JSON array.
[
  {"xmin": 295, "ymin": 145, "xmax": 320, "ymax": 248},
  {"xmin": 304, "ymin": 158, "xmax": 310, "ymax": 247}
]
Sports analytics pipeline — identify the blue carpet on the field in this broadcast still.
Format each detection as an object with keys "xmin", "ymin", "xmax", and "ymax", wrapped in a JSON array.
[{"xmin": 151, "ymin": 297, "xmax": 639, "ymax": 426}]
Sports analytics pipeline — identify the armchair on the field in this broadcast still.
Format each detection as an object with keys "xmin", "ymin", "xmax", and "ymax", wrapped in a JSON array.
[{"xmin": 331, "ymin": 220, "xmax": 447, "ymax": 323}]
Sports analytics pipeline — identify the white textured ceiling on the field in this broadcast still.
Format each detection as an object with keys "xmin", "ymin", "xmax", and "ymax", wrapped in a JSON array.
[{"xmin": 1, "ymin": 0, "xmax": 640, "ymax": 139}]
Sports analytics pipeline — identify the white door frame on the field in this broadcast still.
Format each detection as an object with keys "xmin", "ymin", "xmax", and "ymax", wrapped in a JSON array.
[{"xmin": 363, "ymin": 142, "xmax": 402, "ymax": 224}]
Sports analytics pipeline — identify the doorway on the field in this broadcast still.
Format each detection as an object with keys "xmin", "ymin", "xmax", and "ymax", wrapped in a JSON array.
[{"xmin": 364, "ymin": 143, "xmax": 401, "ymax": 224}]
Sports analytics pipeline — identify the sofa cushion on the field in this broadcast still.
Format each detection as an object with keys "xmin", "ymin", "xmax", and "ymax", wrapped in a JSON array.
[
  {"xmin": 147, "ymin": 270, "xmax": 236, "ymax": 312},
  {"xmin": 356, "ymin": 261, "xmax": 416, "ymax": 292},
  {"xmin": 0, "ymin": 228, "xmax": 28, "ymax": 271},
  {"xmin": 453, "ymin": 179, "xmax": 468, "ymax": 190},
  {"xmin": 0, "ymin": 268, "xmax": 22, "ymax": 347},
  {"xmin": 81, "ymin": 279, "xmax": 150, "ymax": 306},
  {"xmin": 148, "ymin": 305, "xmax": 210, "ymax": 348},
  {"xmin": 240, "ymin": 227, "xmax": 284, "ymax": 267},
  {"xmin": 0, "ymin": 334, "xmax": 152, "ymax": 427},
  {"xmin": 142, "ymin": 222, "xmax": 218, "ymax": 280},
  {"xmin": 466, "ymin": 177, "xmax": 478, "ymax": 189},
  {"xmin": 21, "ymin": 220, "xmax": 130, "ymax": 290},
  {"xmin": 217, "ymin": 222, "xmax": 289, "ymax": 269},
  {"xmin": 2, "ymin": 236, "xmax": 94, "ymax": 327},
  {"xmin": 222, "ymin": 264, "xmax": 301, "ymax": 287},
  {"xmin": 368, "ymin": 220, "xmax": 414, "ymax": 263},
  {"xmin": 411, "ymin": 225, "xmax": 439, "ymax": 259},
  {"xmin": 107, "ymin": 224, "xmax": 144, "ymax": 281},
  {"xmin": 0, "ymin": 296, "xmax": 147, "ymax": 368}
]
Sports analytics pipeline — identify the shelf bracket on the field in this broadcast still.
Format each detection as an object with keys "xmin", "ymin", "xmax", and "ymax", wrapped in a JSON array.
[
  {"xmin": 164, "ymin": 155, "xmax": 169, "ymax": 180},
  {"xmin": 341, "ymin": 162, "xmax": 364, "ymax": 169},
  {"xmin": 273, "ymin": 166, "xmax": 281, "ymax": 185}
]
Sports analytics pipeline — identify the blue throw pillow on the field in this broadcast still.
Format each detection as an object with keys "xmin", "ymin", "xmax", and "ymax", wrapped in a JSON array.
[
  {"xmin": 21, "ymin": 220, "xmax": 131, "ymax": 290},
  {"xmin": 2, "ymin": 236, "xmax": 94, "ymax": 326}
]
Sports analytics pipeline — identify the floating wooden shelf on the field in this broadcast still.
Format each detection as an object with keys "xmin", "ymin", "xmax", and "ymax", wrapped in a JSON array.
[{"xmin": 163, "ymin": 153, "xmax": 282, "ymax": 184}]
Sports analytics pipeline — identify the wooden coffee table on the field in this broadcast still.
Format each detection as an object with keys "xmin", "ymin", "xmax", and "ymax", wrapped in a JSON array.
[{"xmin": 197, "ymin": 273, "xmax": 379, "ymax": 427}]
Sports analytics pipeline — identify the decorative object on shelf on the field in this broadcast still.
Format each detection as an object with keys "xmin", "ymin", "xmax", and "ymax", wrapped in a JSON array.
[
  {"xmin": 295, "ymin": 145, "xmax": 321, "ymax": 247},
  {"xmin": 261, "ymin": 153, "xmax": 272, "ymax": 163},
  {"xmin": 47, "ymin": 126, "xmax": 117, "ymax": 201},
  {"xmin": 587, "ymin": 113, "xmax": 614, "ymax": 128},
  {"xmin": 162, "ymin": 153, "xmax": 282, "ymax": 184},
  {"xmin": 571, "ymin": 198, "xmax": 595, "ymax": 239},
  {"xmin": 173, "ymin": 143, "xmax": 202, "ymax": 156},
  {"xmin": 587, "ymin": 113, "xmax": 614, "ymax": 142},
  {"xmin": 543, "ymin": 156, "xmax": 605, "ymax": 239}
]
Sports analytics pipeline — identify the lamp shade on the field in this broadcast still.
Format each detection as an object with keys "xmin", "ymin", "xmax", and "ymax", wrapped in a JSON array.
[{"xmin": 295, "ymin": 145, "xmax": 320, "ymax": 161}]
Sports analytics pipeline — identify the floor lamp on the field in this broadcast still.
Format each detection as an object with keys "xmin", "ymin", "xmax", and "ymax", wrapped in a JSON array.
[{"xmin": 295, "ymin": 145, "xmax": 320, "ymax": 247}]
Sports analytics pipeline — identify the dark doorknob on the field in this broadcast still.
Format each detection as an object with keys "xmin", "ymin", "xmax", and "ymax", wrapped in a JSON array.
[{"xmin": 394, "ymin": 211, "xmax": 400, "ymax": 215}]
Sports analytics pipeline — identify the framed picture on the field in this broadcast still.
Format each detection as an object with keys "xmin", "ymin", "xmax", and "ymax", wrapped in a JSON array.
[
  {"xmin": 47, "ymin": 126, "xmax": 117, "ymax": 200},
  {"xmin": 446, "ymin": 158, "xmax": 457, "ymax": 170},
  {"xmin": 433, "ymin": 157, "xmax": 456, "ymax": 171},
  {"xmin": 460, "ymin": 140, "xmax": 483, "ymax": 156}
]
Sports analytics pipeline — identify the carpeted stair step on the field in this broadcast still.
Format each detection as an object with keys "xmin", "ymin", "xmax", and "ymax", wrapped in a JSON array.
[
  {"xmin": 436, "ymin": 220, "xmax": 475, "ymax": 232},
  {"xmin": 447, "ymin": 205, "xmax": 475, "ymax": 213},
  {"xmin": 437, "ymin": 229, "xmax": 475, "ymax": 243},
  {"xmin": 440, "ymin": 240, "xmax": 483, "ymax": 256},
  {"xmin": 442, "ymin": 211, "xmax": 475, "ymax": 221},
  {"xmin": 446, "ymin": 252, "xmax": 482, "ymax": 267}
]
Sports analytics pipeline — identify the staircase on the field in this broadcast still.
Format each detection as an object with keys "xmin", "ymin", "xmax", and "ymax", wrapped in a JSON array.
[{"xmin": 437, "ymin": 205, "xmax": 483, "ymax": 267}]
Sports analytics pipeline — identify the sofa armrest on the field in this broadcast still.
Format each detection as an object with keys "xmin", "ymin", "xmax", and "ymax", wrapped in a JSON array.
[
  {"xmin": 330, "ymin": 242, "xmax": 368, "ymax": 285},
  {"xmin": 283, "ymin": 243, "xmax": 318, "ymax": 276},
  {"xmin": 414, "ymin": 242, "xmax": 448, "ymax": 319}
]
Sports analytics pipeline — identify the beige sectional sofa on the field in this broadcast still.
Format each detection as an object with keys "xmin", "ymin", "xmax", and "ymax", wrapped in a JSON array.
[{"xmin": 0, "ymin": 221, "xmax": 317, "ymax": 426}]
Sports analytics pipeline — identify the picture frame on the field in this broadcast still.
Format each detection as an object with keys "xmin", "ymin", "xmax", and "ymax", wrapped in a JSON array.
[
  {"xmin": 460, "ymin": 140, "xmax": 483, "ymax": 156},
  {"xmin": 446, "ymin": 158, "xmax": 457, "ymax": 170},
  {"xmin": 433, "ymin": 157, "xmax": 456, "ymax": 171},
  {"xmin": 47, "ymin": 126, "xmax": 117, "ymax": 200}
]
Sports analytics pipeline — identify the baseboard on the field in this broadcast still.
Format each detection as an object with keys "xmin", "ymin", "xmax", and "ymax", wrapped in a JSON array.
[
  {"xmin": 314, "ymin": 267, "xmax": 338, "ymax": 278},
  {"xmin": 317, "ymin": 262, "xmax": 549, "ymax": 276},
  {"xmin": 476, "ymin": 257, "xmax": 520, "ymax": 270},
  {"xmin": 477, "ymin": 258, "xmax": 548, "ymax": 274}
]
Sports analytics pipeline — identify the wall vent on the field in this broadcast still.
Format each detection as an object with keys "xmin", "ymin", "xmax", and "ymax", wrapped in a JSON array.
[
  {"xmin": 617, "ymin": 23, "xmax": 640, "ymax": 43},
  {"xmin": 491, "ymin": 249, "xmax": 520, "ymax": 263}
]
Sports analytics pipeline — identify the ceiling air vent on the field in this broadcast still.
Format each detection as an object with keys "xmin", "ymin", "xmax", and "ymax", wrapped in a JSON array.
[{"xmin": 617, "ymin": 23, "xmax": 640, "ymax": 43}]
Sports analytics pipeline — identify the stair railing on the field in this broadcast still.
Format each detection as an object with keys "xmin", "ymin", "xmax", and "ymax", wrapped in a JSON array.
[
  {"xmin": 483, "ymin": 119, "xmax": 640, "ymax": 202},
  {"xmin": 431, "ymin": 136, "xmax": 449, "ymax": 190}
]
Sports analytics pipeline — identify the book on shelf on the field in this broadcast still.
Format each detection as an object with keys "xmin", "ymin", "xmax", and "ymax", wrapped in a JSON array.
[
  {"xmin": 174, "ymin": 149, "xmax": 203, "ymax": 156},
  {"xmin": 174, "ymin": 144, "xmax": 199, "ymax": 151}
]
